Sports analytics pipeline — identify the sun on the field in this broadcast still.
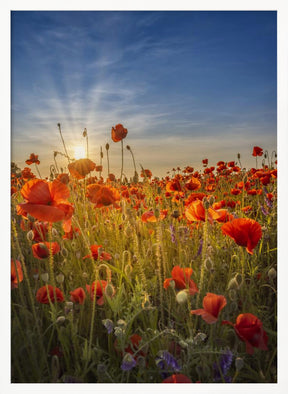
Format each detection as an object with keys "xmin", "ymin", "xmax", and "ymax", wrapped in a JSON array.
[{"xmin": 73, "ymin": 145, "xmax": 86, "ymax": 160}]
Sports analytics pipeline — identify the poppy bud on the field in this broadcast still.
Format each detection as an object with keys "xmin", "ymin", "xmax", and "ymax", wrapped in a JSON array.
[
  {"xmin": 237, "ymin": 153, "xmax": 241, "ymax": 159},
  {"xmin": 203, "ymin": 197, "xmax": 210, "ymax": 210},
  {"xmin": 126, "ymin": 145, "xmax": 131, "ymax": 150},
  {"xmin": 204, "ymin": 257, "xmax": 214, "ymax": 271},
  {"xmin": 41, "ymin": 272, "xmax": 49, "ymax": 282},
  {"xmin": 193, "ymin": 332, "xmax": 207, "ymax": 345},
  {"xmin": 82, "ymin": 271, "xmax": 88, "ymax": 278},
  {"xmin": 117, "ymin": 319, "xmax": 127, "ymax": 329},
  {"xmin": 235, "ymin": 357, "xmax": 244, "ymax": 372},
  {"xmin": 209, "ymin": 195, "xmax": 215, "ymax": 205},
  {"xmin": 114, "ymin": 327, "xmax": 124, "ymax": 338},
  {"xmin": 61, "ymin": 248, "xmax": 68, "ymax": 258},
  {"xmin": 231, "ymin": 255, "xmax": 240, "ymax": 264},
  {"xmin": 176, "ymin": 290, "xmax": 188, "ymax": 304},
  {"xmin": 228, "ymin": 289, "xmax": 237, "ymax": 301},
  {"xmin": 83, "ymin": 128, "xmax": 87, "ymax": 137},
  {"xmin": 104, "ymin": 283, "xmax": 115, "ymax": 298},
  {"xmin": 27, "ymin": 230, "xmax": 34, "ymax": 241},
  {"xmin": 268, "ymin": 267, "xmax": 276, "ymax": 281},
  {"xmin": 52, "ymin": 228, "xmax": 58, "ymax": 237},
  {"xmin": 56, "ymin": 316, "xmax": 66, "ymax": 324},
  {"xmin": 105, "ymin": 143, "xmax": 109, "ymax": 150},
  {"xmin": 56, "ymin": 273, "xmax": 65, "ymax": 284}
]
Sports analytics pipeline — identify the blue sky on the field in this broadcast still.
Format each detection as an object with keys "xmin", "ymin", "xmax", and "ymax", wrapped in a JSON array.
[{"xmin": 11, "ymin": 11, "xmax": 277, "ymax": 178}]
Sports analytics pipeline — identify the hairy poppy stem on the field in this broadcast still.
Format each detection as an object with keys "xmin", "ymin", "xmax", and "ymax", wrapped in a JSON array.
[
  {"xmin": 196, "ymin": 209, "xmax": 208, "ymax": 308},
  {"xmin": 120, "ymin": 139, "xmax": 124, "ymax": 182},
  {"xmin": 100, "ymin": 146, "xmax": 103, "ymax": 178},
  {"xmin": 35, "ymin": 163, "xmax": 42, "ymax": 179},
  {"xmin": 127, "ymin": 145, "xmax": 137, "ymax": 174},
  {"xmin": 57, "ymin": 123, "xmax": 71, "ymax": 163},
  {"xmin": 106, "ymin": 143, "xmax": 110, "ymax": 177}
]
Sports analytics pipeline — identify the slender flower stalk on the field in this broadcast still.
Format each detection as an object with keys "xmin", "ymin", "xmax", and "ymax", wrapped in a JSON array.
[
  {"xmin": 57, "ymin": 123, "xmax": 71, "ymax": 163},
  {"xmin": 105, "ymin": 143, "xmax": 110, "ymax": 177},
  {"xmin": 120, "ymin": 139, "xmax": 124, "ymax": 182},
  {"xmin": 53, "ymin": 152, "xmax": 60, "ymax": 173},
  {"xmin": 126, "ymin": 145, "xmax": 137, "ymax": 176},
  {"xmin": 35, "ymin": 163, "xmax": 42, "ymax": 179}
]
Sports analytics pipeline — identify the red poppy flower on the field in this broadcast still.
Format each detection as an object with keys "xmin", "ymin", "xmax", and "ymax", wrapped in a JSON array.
[
  {"xmin": 25, "ymin": 153, "xmax": 40, "ymax": 165},
  {"xmin": 111, "ymin": 124, "xmax": 128, "ymax": 142},
  {"xmin": 70, "ymin": 287, "xmax": 86, "ymax": 304},
  {"xmin": 56, "ymin": 173, "xmax": 70, "ymax": 185},
  {"xmin": 62, "ymin": 225, "xmax": 81, "ymax": 240},
  {"xmin": 185, "ymin": 200, "xmax": 222, "ymax": 224},
  {"xmin": 141, "ymin": 169, "xmax": 152, "ymax": 178},
  {"xmin": 68, "ymin": 158, "xmax": 96, "ymax": 179},
  {"xmin": 83, "ymin": 244, "xmax": 112, "ymax": 261},
  {"xmin": 86, "ymin": 184, "xmax": 120, "ymax": 208},
  {"xmin": 11, "ymin": 259, "xmax": 23, "ymax": 289},
  {"xmin": 202, "ymin": 159, "xmax": 208, "ymax": 166},
  {"xmin": 185, "ymin": 177, "xmax": 201, "ymax": 191},
  {"xmin": 164, "ymin": 266, "xmax": 198, "ymax": 295},
  {"xmin": 17, "ymin": 179, "xmax": 74, "ymax": 223},
  {"xmin": 36, "ymin": 285, "xmax": 64, "ymax": 304},
  {"xmin": 95, "ymin": 165, "xmax": 103, "ymax": 172},
  {"xmin": 31, "ymin": 221, "xmax": 49, "ymax": 242},
  {"xmin": 191, "ymin": 293, "xmax": 227, "ymax": 324},
  {"xmin": 21, "ymin": 167, "xmax": 36, "ymax": 181},
  {"xmin": 162, "ymin": 374, "xmax": 192, "ymax": 383},
  {"xmin": 32, "ymin": 242, "xmax": 60, "ymax": 259},
  {"xmin": 252, "ymin": 146, "xmax": 263, "ymax": 157},
  {"xmin": 141, "ymin": 209, "xmax": 167, "ymax": 223},
  {"xmin": 221, "ymin": 218, "xmax": 262, "ymax": 254},
  {"xmin": 222, "ymin": 313, "xmax": 268, "ymax": 355},
  {"xmin": 228, "ymin": 161, "xmax": 235, "ymax": 167},
  {"xmin": 86, "ymin": 280, "xmax": 112, "ymax": 305},
  {"xmin": 166, "ymin": 179, "xmax": 182, "ymax": 192}
]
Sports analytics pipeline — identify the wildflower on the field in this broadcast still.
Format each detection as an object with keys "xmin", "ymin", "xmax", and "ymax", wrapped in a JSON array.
[
  {"xmin": 111, "ymin": 124, "xmax": 128, "ymax": 142},
  {"xmin": 86, "ymin": 280, "xmax": 110, "ymax": 305},
  {"xmin": 86, "ymin": 183, "xmax": 120, "ymax": 208},
  {"xmin": 70, "ymin": 287, "xmax": 86, "ymax": 304},
  {"xmin": 164, "ymin": 266, "xmax": 198, "ymax": 295},
  {"xmin": 221, "ymin": 218, "xmax": 262, "ymax": 255},
  {"xmin": 68, "ymin": 158, "xmax": 96, "ymax": 179},
  {"xmin": 102, "ymin": 319, "xmax": 114, "ymax": 334},
  {"xmin": 162, "ymin": 374, "xmax": 192, "ymax": 383},
  {"xmin": 25, "ymin": 153, "xmax": 40, "ymax": 165},
  {"xmin": 141, "ymin": 169, "xmax": 152, "ymax": 178},
  {"xmin": 32, "ymin": 242, "xmax": 60, "ymax": 259},
  {"xmin": 222, "ymin": 313, "xmax": 268, "ymax": 355},
  {"xmin": 121, "ymin": 353, "xmax": 136, "ymax": 371},
  {"xmin": 213, "ymin": 349, "xmax": 233, "ymax": 382},
  {"xmin": 156, "ymin": 350, "xmax": 180, "ymax": 372},
  {"xmin": 185, "ymin": 177, "xmax": 201, "ymax": 191},
  {"xmin": 185, "ymin": 200, "xmax": 222, "ymax": 224},
  {"xmin": 36, "ymin": 285, "xmax": 64, "ymax": 304},
  {"xmin": 191, "ymin": 293, "xmax": 227, "ymax": 324},
  {"xmin": 83, "ymin": 244, "xmax": 112, "ymax": 261},
  {"xmin": 17, "ymin": 179, "xmax": 74, "ymax": 223},
  {"xmin": 11, "ymin": 259, "xmax": 23, "ymax": 289},
  {"xmin": 56, "ymin": 173, "xmax": 69, "ymax": 185},
  {"xmin": 252, "ymin": 146, "xmax": 263, "ymax": 156},
  {"xmin": 169, "ymin": 224, "xmax": 176, "ymax": 243},
  {"xmin": 202, "ymin": 158, "xmax": 208, "ymax": 166}
]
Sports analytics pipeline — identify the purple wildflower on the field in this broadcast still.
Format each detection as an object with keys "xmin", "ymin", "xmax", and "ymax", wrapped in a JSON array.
[
  {"xmin": 265, "ymin": 197, "xmax": 273, "ymax": 208},
  {"xmin": 156, "ymin": 350, "xmax": 180, "ymax": 372},
  {"xmin": 196, "ymin": 239, "xmax": 203, "ymax": 257},
  {"xmin": 102, "ymin": 319, "xmax": 114, "ymax": 334},
  {"xmin": 213, "ymin": 349, "xmax": 233, "ymax": 382},
  {"xmin": 260, "ymin": 205, "xmax": 269, "ymax": 216},
  {"xmin": 121, "ymin": 353, "xmax": 137, "ymax": 371},
  {"xmin": 169, "ymin": 224, "xmax": 176, "ymax": 244}
]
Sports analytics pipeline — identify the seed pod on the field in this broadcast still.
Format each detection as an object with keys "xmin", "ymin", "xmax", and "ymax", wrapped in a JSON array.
[{"xmin": 176, "ymin": 290, "xmax": 188, "ymax": 304}]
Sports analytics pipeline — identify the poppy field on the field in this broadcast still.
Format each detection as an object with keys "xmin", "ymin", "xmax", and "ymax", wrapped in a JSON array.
[{"xmin": 10, "ymin": 125, "xmax": 277, "ymax": 383}]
